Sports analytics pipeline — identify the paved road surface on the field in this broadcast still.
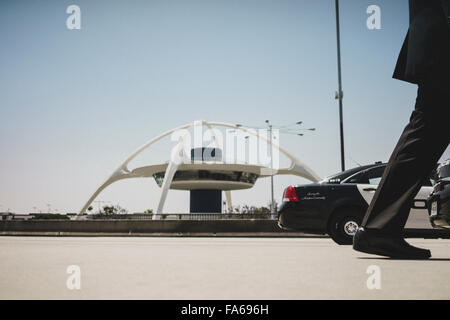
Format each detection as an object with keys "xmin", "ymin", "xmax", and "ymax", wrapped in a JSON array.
[{"xmin": 0, "ymin": 237, "xmax": 449, "ymax": 299}]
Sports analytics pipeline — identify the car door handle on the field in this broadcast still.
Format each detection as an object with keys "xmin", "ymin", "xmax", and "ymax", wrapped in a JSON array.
[
  {"xmin": 412, "ymin": 200, "xmax": 427, "ymax": 209},
  {"xmin": 363, "ymin": 187, "xmax": 377, "ymax": 192}
]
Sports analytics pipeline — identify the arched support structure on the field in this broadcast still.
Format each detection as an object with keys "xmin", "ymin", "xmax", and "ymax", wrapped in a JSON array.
[
  {"xmin": 77, "ymin": 122, "xmax": 192, "ymax": 218},
  {"xmin": 155, "ymin": 133, "xmax": 190, "ymax": 216},
  {"xmin": 77, "ymin": 120, "xmax": 321, "ymax": 218},
  {"xmin": 225, "ymin": 191, "xmax": 232, "ymax": 213}
]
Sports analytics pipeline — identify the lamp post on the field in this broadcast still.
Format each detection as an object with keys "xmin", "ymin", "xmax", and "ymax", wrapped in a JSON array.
[
  {"xmin": 335, "ymin": 0, "xmax": 346, "ymax": 171},
  {"xmin": 265, "ymin": 120, "xmax": 276, "ymax": 218}
]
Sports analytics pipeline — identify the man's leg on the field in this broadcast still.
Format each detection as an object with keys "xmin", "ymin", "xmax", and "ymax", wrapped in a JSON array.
[
  {"xmin": 361, "ymin": 81, "xmax": 450, "ymax": 235},
  {"xmin": 361, "ymin": 82, "xmax": 450, "ymax": 234},
  {"xmin": 353, "ymin": 80, "xmax": 449, "ymax": 259}
]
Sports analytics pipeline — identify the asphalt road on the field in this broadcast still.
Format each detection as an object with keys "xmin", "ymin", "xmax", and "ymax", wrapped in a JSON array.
[{"xmin": 0, "ymin": 236, "xmax": 450, "ymax": 299}]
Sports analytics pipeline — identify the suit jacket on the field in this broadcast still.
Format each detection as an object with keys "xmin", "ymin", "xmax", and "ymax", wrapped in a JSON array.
[{"xmin": 393, "ymin": 0, "xmax": 450, "ymax": 85}]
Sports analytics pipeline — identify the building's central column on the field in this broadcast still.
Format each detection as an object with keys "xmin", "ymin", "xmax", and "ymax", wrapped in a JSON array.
[
  {"xmin": 189, "ymin": 147, "xmax": 223, "ymax": 213},
  {"xmin": 190, "ymin": 189, "xmax": 222, "ymax": 213}
]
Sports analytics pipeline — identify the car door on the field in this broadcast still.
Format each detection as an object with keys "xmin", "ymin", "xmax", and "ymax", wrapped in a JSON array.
[
  {"xmin": 346, "ymin": 166, "xmax": 434, "ymax": 229},
  {"xmin": 405, "ymin": 181, "xmax": 434, "ymax": 229},
  {"xmin": 352, "ymin": 166, "xmax": 384, "ymax": 205}
]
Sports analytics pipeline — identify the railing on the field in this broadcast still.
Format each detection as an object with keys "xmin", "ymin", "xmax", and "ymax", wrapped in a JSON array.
[
  {"xmin": 1, "ymin": 213, "xmax": 274, "ymax": 221},
  {"xmin": 86, "ymin": 213, "xmax": 272, "ymax": 220}
]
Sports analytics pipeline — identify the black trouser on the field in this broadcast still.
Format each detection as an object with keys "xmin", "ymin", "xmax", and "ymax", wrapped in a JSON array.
[{"xmin": 361, "ymin": 78, "xmax": 450, "ymax": 235}]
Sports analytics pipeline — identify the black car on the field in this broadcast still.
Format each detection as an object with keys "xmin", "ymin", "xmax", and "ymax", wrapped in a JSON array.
[
  {"xmin": 428, "ymin": 159, "xmax": 450, "ymax": 228},
  {"xmin": 278, "ymin": 162, "xmax": 435, "ymax": 245}
]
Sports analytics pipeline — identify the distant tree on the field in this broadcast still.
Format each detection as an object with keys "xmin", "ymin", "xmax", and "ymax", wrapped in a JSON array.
[
  {"xmin": 251, "ymin": 205, "xmax": 271, "ymax": 214},
  {"xmin": 102, "ymin": 206, "xmax": 114, "ymax": 215},
  {"xmin": 144, "ymin": 209, "xmax": 153, "ymax": 214},
  {"xmin": 100, "ymin": 205, "xmax": 128, "ymax": 215},
  {"xmin": 87, "ymin": 206, "xmax": 93, "ymax": 213},
  {"xmin": 232, "ymin": 204, "xmax": 272, "ymax": 214}
]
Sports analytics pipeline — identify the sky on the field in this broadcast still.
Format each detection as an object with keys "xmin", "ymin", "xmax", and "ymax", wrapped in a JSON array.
[{"xmin": 1, "ymin": 0, "xmax": 449, "ymax": 214}]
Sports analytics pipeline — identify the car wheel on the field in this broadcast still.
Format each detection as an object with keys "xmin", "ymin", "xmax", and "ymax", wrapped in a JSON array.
[{"xmin": 328, "ymin": 208, "xmax": 364, "ymax": 245}]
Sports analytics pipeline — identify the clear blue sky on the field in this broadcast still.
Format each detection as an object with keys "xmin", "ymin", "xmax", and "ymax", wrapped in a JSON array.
[{"xmin": 1, "ymin": 0, "xmax": 448, "ymax": 213}]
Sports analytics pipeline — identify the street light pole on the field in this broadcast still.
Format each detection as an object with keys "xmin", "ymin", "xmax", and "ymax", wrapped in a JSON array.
[
  {"xmin": 266, "ymin": 120, "xmax": 276, "ymax": 219},
  {"xmin": 335, "ymin": 0, "xmax": 346, "ymax": 171}
]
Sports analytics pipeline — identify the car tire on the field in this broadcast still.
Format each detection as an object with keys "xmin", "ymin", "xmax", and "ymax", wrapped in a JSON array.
[{"xmin": 328, "ymin": 208, "xmax": 364, "ymax": 245}]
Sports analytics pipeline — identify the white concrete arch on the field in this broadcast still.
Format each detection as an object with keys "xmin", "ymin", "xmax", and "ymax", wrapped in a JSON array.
[
  {"xmin": 155, "ymin": 131, "xmax": 190, "ymax": 217},
  {"xmin": 77, "ymin": 121, "xmax": 193, "ymax": 218},
  {"xmin": 77, "ymin": 120, "xmax": 321, "ymax": 218}
]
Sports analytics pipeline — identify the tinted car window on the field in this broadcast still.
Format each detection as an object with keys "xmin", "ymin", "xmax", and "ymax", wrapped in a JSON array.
[
  {"xmin": 366, "ymin": 166, "xmax": 385, "ymax": 185},
  {"xmin": 343, "ymin": 166, "xmax": 385, "ymax": 185},
  {"xmin": 322, "ymin": 165, "xmax": 376, "ymax": 183},
  {"xmin": 344, "ymin": 171, "xmax": 368, "ymax": 184}
]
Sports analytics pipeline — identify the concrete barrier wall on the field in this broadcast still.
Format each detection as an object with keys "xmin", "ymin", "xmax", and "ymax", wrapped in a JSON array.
[
  {"xmin": 2, "ymin": 220, "xmax": 446, "ymax": 238},
  {"xmin": 0, "ymin": 219, "xmax": 288, "ymax": 234}
]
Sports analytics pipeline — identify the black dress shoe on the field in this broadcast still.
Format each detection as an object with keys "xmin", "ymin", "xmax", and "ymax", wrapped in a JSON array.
[{"xmin": 353, "ymin": 227, "xmax": 431, "ymax": 259}]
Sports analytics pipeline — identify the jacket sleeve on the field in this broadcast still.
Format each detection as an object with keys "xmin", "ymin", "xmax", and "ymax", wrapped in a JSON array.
[{"xmin": 441, "ymin": 0, "xmax": 450, "ymax": 28}]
